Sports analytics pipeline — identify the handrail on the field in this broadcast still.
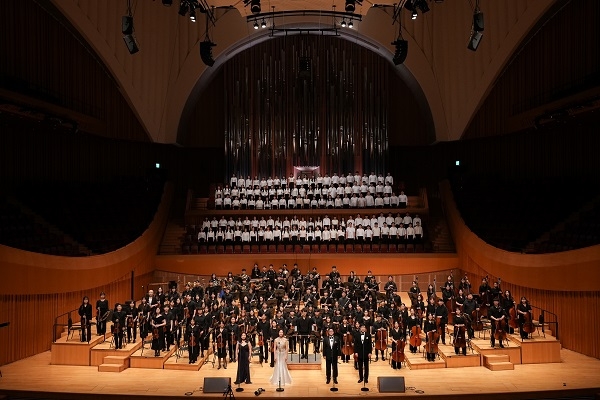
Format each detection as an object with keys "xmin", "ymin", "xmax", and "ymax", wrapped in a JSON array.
[
  {"xmin": 53, "ymin": 308, "xmax": 78, "ymax": 342},
  {"xmin": 530, "ymin": 305, "xmax": 559, "ymax": 340}
]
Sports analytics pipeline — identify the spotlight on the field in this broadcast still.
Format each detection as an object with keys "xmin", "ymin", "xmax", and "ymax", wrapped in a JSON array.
[
  {"xmin": 412, "ymin": 10, "xmax": 417, "ymax": 19},
  {"xmin": 162, "ymin": 0, "xmax": 172, "ymax": 6},
  {"xmin": 251, "ymin": 0, "xmax": 261, "ymax": 14},
  {"xmin": 189, "ymin": 9, "xmax": 196, "ymax": 22},
  {"xmin": 341, "ymin": 19, "xmax": 347, "ymax": 27},
  {"xmin": 392, "ymin": 38, "xmax": 408, "ymax": 65},
  {"xmin": 348, "ymin": 19, "xmax": 354, "ymax": 28},
  {"xmin": 121, "ymin": 16, "xmax": 134, "ymax": 35},
  {"xmin": 200, "ymin": 40, "xmax": 216, "ymax": 67},
  {"xmin": 467, "ymin": 30, "xmax": 483, "ymax": 51},
  {"xmin": 178, "ymin": 1, "xmax": 188, "ymax": 16},
  {"xmin": 415, "ymin": 0, "xmax": 430, "ymax": 13},
  {"xmin": 253, "ymin": 21, "xmax": 259, "ymax": 29},
  {"xmin": 345, "ymin": 0, "xmax": 356, "ymax": 12},
  {"xmin": 123, "ymin": 34, "xmax": 140, "ymax": 55},
  {"xmin": 261, "ymin": 19, "xmax": 267, "ymax": 28}
]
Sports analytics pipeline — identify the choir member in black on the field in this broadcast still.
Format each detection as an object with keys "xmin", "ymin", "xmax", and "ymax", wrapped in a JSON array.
[
  {"xmin": 227, "ymin": 316, "xmax": 240, "ymax": 363},
  {"xmin": 462, "ymin": 293, "xmax": 478, "ymax": 339},
  {"xmin": 268, "ymin": 319, "xmax": 280, "ymax": 367},
  {"xmin": 137, "ymin": 297, "xmax": 150, "ymax": 340},
  {"xmin": 150, "ymin": 306, "xmax": 166, "ymax": 356},
  {"xmin": 163, "ymin": 304, "xmax": 174, "ymax": 351},
  {"xmin": 353, "ymin": 324, "xmax": 372, "ymax": 384},
  {"xmin": 406, "ymin": 309, "xmax": 420, "ymax": 353},
  {"xmin": 390, "ymin": 320, "xmax": 404, "ymax": 369},
  {"xmin": 434, "ymin": 298, "xmax": 448, "ymax": 345},
  {"xmin": 126, "ymin": 300, "xmax": 137, "ymax": 344},
  {"xmin": 502, "ymin": 290, "xmax": 516, "ymax": 334},
  {"xmin": 371, "ymin": 314, "xmax": 388, "ymax": 361},
  {"xmin": 296, "ymin": 309, "xmax": 315, "ymax": 359},
  {"xmin": 111, "ymin": 303, "xmax": 126, "ymax": 350},
  {"xmin": 257, "ymin": 314, "xmax": 271, "ymax": 363},
  {"xmin": 234, "ymin": 332, "xmax": 252, "ymax": 385},
  {"xmin": 516, "ymin": 296, "xmax": 532, "ymax": 339},
  {"xmin": 78, "ymin": 296, "xmax": 93, "ymax": 342},
  {"xmin": 489, "ymin": 298, "xmax": 506, "ymax": 348},
  {"xmin": 214, "ymin": 321, "xmax": 228, "ymax": 369},
  {"xmin": 186, "ymin": 318, "xmax": 200, "ymax": 364},
  {"xmin": 453, "ymin": 308, "xmax": 467, "ymax": 355},
  {"xmin": 96, "ymin": 292, "xmax": 109, "ymax": 336},
  {"xmin": 423, "ymin": 313, "xmax": 438, "ymax": 361},
  {"xmin": 323, "ymin": 327, "xmax": 340, "ymax": 384}
]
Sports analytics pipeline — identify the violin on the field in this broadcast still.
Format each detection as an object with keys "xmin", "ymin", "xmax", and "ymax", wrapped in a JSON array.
[
  {"xmin": 409, "ymin": 325, "xmax": 422, "ymax": 348},
  {"xmin": 127, "ymin": 316, "xmax": 134, "ymax": 328},
  {"xmin": 112, "ymin": 321, "xmax": 121, "ymax": 335},
  {"xmin": 391, "ymin": 338, "xmax": 405, "ymax": 363},
  {"xmin": 342, "ymin": 332, "xmax": 354, "ymax": 356}
]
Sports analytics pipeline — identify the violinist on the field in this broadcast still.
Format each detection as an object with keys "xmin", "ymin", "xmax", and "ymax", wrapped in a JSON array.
[
  {"xmin": 227, "ymin": 316, "xmax": 240, "ymax": 363},
  {"xmin": 187, "ymin": 318, "xmax": 200, "ymax": 364},
  {"xmin": 78, "ymin": 296, "xmax": 93, "ymax": 342},
  {"xmin": 172, "ymin": 298, "xmax": 184, "ymax": 344},
  {"xmin": 137, "ymin": 297, "xmax": 150, "ymax": 340},
  {"xmin": 453, "ymin": 308, "xmax": 467, "ymax": 355},
  {"xmin": 150, "ymin": 306, "xmax": 166, "ymax": 357},
  {"xmin": 95, "ymin": 292, "xmax": 109, "ymax": 336},
  {"xmin": 285, "ymin": 310, "xmax": 298, "ymax": 353},
  {"xmin": 398, "ymin": 303, "xmax": 409, "ymax": 336},
  {"xmin": 434, "ymin": 298, "xmax": 448, "ymax": 345},
  {"xmin": 489, "ymin": 298, "xmax": 506, "ymax": 348},
  {"xmin": 146, "ymin": 289, "xmax": 158, "ymax": 312},
  {"xmin": 517, "ymin": 296, "xmax": 533, "ymax": 340},
  {"xmin": 257, "ymin": 314, "xmax": 271, "ymax": 363},
  {"xmin": 390, "ymin": 320, "xmax": 404, "ymax": 369},
  {"xmin": 126, "ymin": 300, "xmax": 137, "ymax": 344},
  {"xmin": 214, "ymin": 321, "xmax": 228, "ymax": 369},
  {"xmin": 372, "ymin": 314, "xmax": 388, "ymax": 362},
  {"xmin": 424, "ymin": 313, "xmax": 437, "ymax": 361},
  {"xmin": 163, "ymin": 304, "xmax": 173, "ymax": 352},
  {"xmin": 112, "ymin": 303, "xmax": 126, "ymax": 350},
  {"xmin": 406, "ymin": 309, "xmax": 420, "ymax": 354}
]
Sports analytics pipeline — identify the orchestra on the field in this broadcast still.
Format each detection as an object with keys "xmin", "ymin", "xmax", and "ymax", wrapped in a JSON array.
[{"xmin": 80, "ymin": 267, "xmax": 537, "ymax": 384}]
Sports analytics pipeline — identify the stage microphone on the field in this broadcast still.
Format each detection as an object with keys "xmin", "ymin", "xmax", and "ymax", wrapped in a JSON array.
[{"xmin": 254, "ymin": 388, "xmax": 265, "ymax": 396}]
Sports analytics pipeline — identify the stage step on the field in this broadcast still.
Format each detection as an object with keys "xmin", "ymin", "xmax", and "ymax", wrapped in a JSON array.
[
  {"xmin": 98, "ymin": 363, "xmax": 127, "ymax": 372},
  {"xmin": 103, "ymin": 355, "xmax": 130, "ymax": 367},
  {"xmin": 484, "ymin": 354, "xmax": 514, "ymax": 371}
]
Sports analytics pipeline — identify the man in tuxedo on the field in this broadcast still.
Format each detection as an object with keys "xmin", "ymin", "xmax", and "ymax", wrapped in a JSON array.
[
  {"xmin": 323, "ymin": 328, "xmax": 340, "ymax": 384},
  {"xmin": 354, "ymin": 324, "xmax": 372, "ymax": 384}
]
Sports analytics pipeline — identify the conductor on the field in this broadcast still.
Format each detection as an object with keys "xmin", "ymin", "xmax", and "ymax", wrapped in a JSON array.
[
  {"xmin": 323, "ymin": 328, "xmax": 340, "ymax": 384},
  {"xmin": 354, "ymin": 324, "xmax": 372, "ymax": 384}
]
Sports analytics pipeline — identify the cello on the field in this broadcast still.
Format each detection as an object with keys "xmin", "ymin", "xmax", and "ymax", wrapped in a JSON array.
[
  {"xmin": 375, "ymin": 327, "xmax": 388, "ymax": 356},
  {"xmin": 409, "ymin": 325, "xmax": 422, "ymax": 349},
  {"xmin": 454, "ymin": 326, "xmax": 467, "ymax": 350},
  {"xmin": 425, "ymin": 330, "xmax": 439, "ymax": 355},
  {"xmin": 391, "ymin": 338, "xmax": 406, "ymax": 364},
  {"xmin": 509, "ymin": 305, "xmax": 519, "ymax": 329},
  {"xmin": 494, "ymin": 319, "xmax": 507, "ymax": 344},
  {"xmin": 342, "ymin": 332, "xmax": 354, "ymax": 358},
  {"xmin": 522, "ymin": 311, "xmax": 535, "ymax": 335}
]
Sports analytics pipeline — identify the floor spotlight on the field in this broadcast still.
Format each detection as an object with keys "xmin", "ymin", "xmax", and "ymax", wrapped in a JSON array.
[
  {"xmin": 253, "ymin": 21, "xmax": 259, "ymax": 29},
  {"xmin": 341, "ymin": 19, "xmax": 347, "ymax": 27},
  {"xmin": 261, "ymin": 19, "xmax": 267, "ymax": 28}
]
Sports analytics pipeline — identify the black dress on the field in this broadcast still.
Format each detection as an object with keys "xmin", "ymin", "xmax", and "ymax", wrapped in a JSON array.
[{"xmin": 234, "ymin": 342, "xmax": 251, "ymax": 384}]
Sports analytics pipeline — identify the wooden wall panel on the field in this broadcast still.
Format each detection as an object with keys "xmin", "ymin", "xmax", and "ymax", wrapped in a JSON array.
[{"xmin": 441, "ymin": 180, "xmax": 600, "ymax": 359}]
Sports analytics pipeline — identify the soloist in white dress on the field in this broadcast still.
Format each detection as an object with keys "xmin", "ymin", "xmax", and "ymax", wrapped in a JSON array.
[{"xmin": 269, "ymin": 338, "xmax": 292, "ymax": 386}]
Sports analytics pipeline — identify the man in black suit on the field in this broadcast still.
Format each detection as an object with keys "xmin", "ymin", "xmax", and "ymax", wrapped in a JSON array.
[
  {"xmin": 323, "ymin": 328, "xmax": 339, "ymax": 384},
  {"xmin": 353, "ymin": 324, "xmax": 372, "ymax": 384}
]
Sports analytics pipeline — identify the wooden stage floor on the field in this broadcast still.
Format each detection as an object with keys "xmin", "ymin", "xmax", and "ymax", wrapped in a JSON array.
[{"xmin": 1, "ymin": 347, "xmax": 600, "ymax": 400}]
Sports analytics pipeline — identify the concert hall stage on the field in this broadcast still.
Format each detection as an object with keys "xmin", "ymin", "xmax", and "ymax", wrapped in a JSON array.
[{"xmin": 1, "ymin": 344, "xmax": 599, "ymax": 400}]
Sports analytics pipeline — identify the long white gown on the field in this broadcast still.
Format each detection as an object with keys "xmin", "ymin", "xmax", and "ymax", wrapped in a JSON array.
[{"xmin": 270, "ymin": 338, "xmax": 292, "ymax": 386}]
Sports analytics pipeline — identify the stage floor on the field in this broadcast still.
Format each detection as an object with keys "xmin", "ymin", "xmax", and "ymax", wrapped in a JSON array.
[{"xmin": 1, "ymin": 348, "xmax": 600, "ymax": 400}]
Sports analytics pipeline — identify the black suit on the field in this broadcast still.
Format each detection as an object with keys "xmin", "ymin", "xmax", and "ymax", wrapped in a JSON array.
[
  {"xmin": 353, "ymin": 331, "xmax": 372, "ymax": 381},
  {"xmin": 323, "ymin": 335, "xmax": 340, "ymax": 381}
]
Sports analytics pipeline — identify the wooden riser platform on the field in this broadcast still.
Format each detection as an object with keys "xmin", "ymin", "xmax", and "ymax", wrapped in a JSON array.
[
  {"xmin": 483, "ymin": 354, "xmax": 514, "ymax": 371},
  {"xmin": 439, "ymin": 348, "xmax": 481, "ymax": 368},
  {"xmin": 50, "ymin": 333, "xmax": 111, "ymax": 366},
  {"xmin": 404, "ymin": 348, "xmax": 446, "ymax": 370},
  {"xmin": 470, "ymin": 336, "xmax": 522, "ymax": 365},
  {"xmin": 90, "ymin": 340, "xmax": 142, "ymax": 366},
  {"xmin": 508, "ymin": 333, "xmax": 561, "ymax": 363},
  {"xmin": 129, "ymin": 346, "xmax": 177, "ymax": 369},
  {"xmin": 163, "ymin": 347, "xmax": 213, "ymax": 371}
]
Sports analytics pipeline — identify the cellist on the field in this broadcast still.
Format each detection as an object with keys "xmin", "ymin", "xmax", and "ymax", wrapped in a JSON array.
[
  {"xmin": 517, "ymin": 296, "xmax": 533, "ymax": 340},
  {"xmin": 371, "ymin": 314, "xmax": 388, "ymax": 362},
  {"xmin": 434, "ymin": 298, "xmax": 448, "ymax": 345},
  {"xmin": 339, "ymin": 316, "xmax": 353, "ymax": 363},
  {"xmin": 406, "ymin": 308, "xmax": 421, "ymax": 354},
  {"xmin": 489, "ymin": 298, "xmax": 506, "ymax": 348},
  {"xmin": 424, "ymin": 313, "xmax": 437, "ymax": 362},
  {"xmin": 390, "ymin": 320, "xmax": 404, "ymax": 369},
  {"xmin": 502, "ymin": 290, "xmax": 516, "ymax": 334},
  {"xmin": 453, "ymin": 308, "xmax": 467, "ymax": 356}
]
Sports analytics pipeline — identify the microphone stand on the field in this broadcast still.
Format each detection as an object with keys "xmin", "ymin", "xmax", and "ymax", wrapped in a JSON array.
[
  {"xmin": 330, "ymin": 341, "xmax": 338, "ymax": 392},
  {"xmin": 361, "ymin": 336, "xmax": 369, "ymax": 392}
]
